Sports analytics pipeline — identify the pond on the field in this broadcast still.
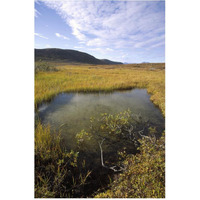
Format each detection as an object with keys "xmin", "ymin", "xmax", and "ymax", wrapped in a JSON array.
[
  {"xmin": 37, "ymin": 89, "xmax": 164, "ymax": 149},
  {"xmin": 36, "ymin": 89, "xmax": 165, "ymax": 196}
]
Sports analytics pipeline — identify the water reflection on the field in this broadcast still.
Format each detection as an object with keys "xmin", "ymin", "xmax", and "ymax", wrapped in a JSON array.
[{"xmin": 38, "ymin": 89, "xmax": 165, "ymax": 150}]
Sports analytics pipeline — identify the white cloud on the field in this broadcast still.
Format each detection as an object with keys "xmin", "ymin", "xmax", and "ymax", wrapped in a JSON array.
[
  {"xmin": 106, "ymin": 48, "xmax": 114, "ymax": 52},
  {"xmin": 45, "ymin": 44, "xmax": 51, "ymax": 48},
  {"xmin": 35, "ymin": 9, "xmax": 41, "ymax": 18},
  {"xmin": 35, "ymin": 43, "xmax": 40, "ymax": 48},
  {"xmin": 134, "ymin": 34, "xmax": 165, "ymax": 48},
  {"xmin": 149, "ymin": 41, "xmax": 165, "ymax": 49},
  {"xmin": 43, "ymin": 0, "xmax": 165, "ymax": 49},
  {"xmin": 88, "ymin": 47, "xmax": 115, "ymax": 55},
  {"xmin": 35, "ymin": 0, "xmax": 40, "ymax": 4},
  {"xmin": 121, "ymin": 53, "xmax": 128, "ymax": 59},
  {"xmin": 55, "ymin": 33, "xmax": 69, "ymax": 40},
  {"xmin": 74, "ymin": 46, "xmax": 84, "ymax": 49},
  {"xmin": 34, "ymin": 33, "xmax": 48, "ymax": 39},
  {"xmin": 87, "ymin": 38, "xmax": 106, "ymax": 47}
]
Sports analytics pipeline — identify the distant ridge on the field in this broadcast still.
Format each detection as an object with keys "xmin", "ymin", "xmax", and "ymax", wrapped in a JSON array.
[{"xmin": 35, "ymin": 48, "xmax": 123, "ymax": 65}]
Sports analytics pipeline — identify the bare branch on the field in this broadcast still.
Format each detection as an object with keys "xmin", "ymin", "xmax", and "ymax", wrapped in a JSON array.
[{"xmin": 98, "ymin": 138, "xmax": 126, "ymax": 172}]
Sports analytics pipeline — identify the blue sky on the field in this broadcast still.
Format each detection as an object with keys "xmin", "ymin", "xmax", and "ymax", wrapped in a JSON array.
[{"xmin": 35, "ymin": 0, "xmax": 165, "ymax": 63}]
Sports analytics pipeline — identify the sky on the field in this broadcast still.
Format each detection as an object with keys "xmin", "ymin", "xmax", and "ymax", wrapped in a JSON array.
[{"xmin": 35, "ymin": 0, "xmax": 165, "ymax": 63}]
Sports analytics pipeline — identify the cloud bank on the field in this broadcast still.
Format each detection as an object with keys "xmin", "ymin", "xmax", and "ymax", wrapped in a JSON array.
[
  {"xmin": 35, "ymin": 32, "xmax": 48, "ymax": 39},
  {"xmin": 42, "ymin": 0, "xmax": 165, "ymax": 51},
  {"xmin": 55, "ymin": 33, "xmax": 69, "ymax": 40}
]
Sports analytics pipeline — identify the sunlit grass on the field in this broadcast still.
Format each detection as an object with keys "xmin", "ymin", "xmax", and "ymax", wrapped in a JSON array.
[
  {"xmin": 95, "ymin": 133, "xmax": 165, "ymax": 198},
  {"xmin": 34, "ymin": 63, "xmax": 165, "ymax": 197},
  {"xmin": 35, "ymin": 63, "xmax": 165, "ymax": 115}
]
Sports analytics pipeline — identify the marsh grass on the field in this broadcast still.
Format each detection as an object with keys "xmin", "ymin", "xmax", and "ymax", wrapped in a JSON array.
[
  {"xmin": 34, "ymin": 62, "xmax": 165, "ymax": 198},
  {"xmin": 74, "ymin": 110, "xmax": 165, "ymax": 198},
  {"xmin": 35, "ymin": 61, "xmax": 58, "ymax": 73},
  {"xmin": 35, "ymin": 121, "xmax": 91, "ymax": 198},
  {"xmin": 35, "ymin": 63, "xmax": 165, "ymax": 115},
  {"xmin": 35, "ymin": 111, "xmax": 165, "ymax": 198}
]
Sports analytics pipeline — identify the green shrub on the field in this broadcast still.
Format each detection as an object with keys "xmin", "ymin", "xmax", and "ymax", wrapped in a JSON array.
[
  {"xmin": 95, "ymin": 133, "xmax": 165, "ymax": 198},
  {"xmin": 75, "ymin": 110, "xmax": 165, "ymax": 198},
  {"xmin": 35, "ymin": 122, "xmax": 90, "ymax": 198},
  {"xmin": 35, "ymin": 110, "xmax": 165, "ymax": 198},
  {"xmin": 35, "ymin": 62, "xmax": 58, "ymax": 73}
]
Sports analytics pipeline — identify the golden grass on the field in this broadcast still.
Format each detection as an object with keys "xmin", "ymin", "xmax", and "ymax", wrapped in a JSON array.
[
  {"xmin": 95, "ymin": 134, "xmax": 165, "ymax": 198},
  {"xmin": 35, "ymin": 63, "xmax": 165, "ymax": 197},
  {"xmin": 35, "ymin": 63, "xmax": 165, "ymax": 116}
]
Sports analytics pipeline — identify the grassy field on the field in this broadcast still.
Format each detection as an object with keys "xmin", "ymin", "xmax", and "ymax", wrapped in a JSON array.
[
  {"xmin": 35, "ymin": 62, "xmax": 165, "ymax": 198},
  {"xmin": 35, "ymin": 63, "xmax": 165, "ymax": 116}
]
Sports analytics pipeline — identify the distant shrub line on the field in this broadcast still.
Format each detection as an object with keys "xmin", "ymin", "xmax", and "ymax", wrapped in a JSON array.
[{"xmin": 35, "ymin": 61, "xmax": 58, "ymax": 73}]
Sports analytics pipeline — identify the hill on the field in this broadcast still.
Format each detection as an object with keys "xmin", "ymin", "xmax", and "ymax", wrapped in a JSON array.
[{"xmin": 35, "ymin": 48, "xmax": 123, "ymax": 65}]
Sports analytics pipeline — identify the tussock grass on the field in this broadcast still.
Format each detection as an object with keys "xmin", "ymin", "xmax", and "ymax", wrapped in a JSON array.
[{"xmin": 35, "ymin": 63, "xmax": 165, "ymax": 115}]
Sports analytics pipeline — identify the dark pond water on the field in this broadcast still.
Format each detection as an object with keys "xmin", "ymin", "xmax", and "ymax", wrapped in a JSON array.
[
  {"xmin": 36, "ymin": 89, "xmax": 165, "ymax": 196},
  {"xmin": 37, "ymin": 89, "xmax": 164, "ymax": 148}
]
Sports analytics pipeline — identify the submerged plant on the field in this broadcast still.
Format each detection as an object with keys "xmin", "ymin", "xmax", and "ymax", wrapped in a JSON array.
[
  {"xmin": 35, "ymin": 121, "xmax": 91, "ymax": 198},
  {"xmin": 95, "ymin": 133, "xmax": 165, "ymax": 198},
  {"xmin": 35, "ymin": 108, "xmax": 165, "ymax": 198},
  {"xmin": 76, "ymin": 110, "xmax": 159, "ymax": 173},
  {"xmin": 74, "ymin": 110, "xmax": 165, "ymax": 198},
  {"xmin": 35, "ymin": 63, "xmax": 165, "ymax": 197}
]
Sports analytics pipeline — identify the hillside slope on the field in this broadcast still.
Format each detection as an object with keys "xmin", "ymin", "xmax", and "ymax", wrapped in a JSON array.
[{"xmin": 35, "ymin": 48, "xmax": 122, "ymax": 65}]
